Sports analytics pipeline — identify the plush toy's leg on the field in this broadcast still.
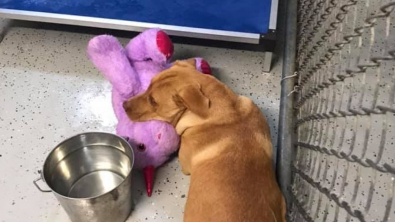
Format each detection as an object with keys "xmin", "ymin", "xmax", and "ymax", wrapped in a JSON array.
[
  {"xmin": 194, "ymin": 58, "xmax": 212, "ymax": 75},
  {"xmin": 87, "ymin": 35, "xmax": 141, "ymax": 98}
]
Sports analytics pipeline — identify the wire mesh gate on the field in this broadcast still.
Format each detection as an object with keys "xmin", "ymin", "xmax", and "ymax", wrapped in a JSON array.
[{"xmin": 288, "ymin": 0, "xmax": 395, "ymax": 221}]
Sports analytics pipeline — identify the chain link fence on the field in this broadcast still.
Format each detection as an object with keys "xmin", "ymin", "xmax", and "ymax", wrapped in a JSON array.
[{"xmin": 290, "ymin": 0, "xmax": 395, "ymax": 221}]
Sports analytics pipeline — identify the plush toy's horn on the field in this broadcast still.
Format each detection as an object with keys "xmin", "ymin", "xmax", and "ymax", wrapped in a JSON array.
[{"xmin": 143, "ymin": 165, "xmax": 155, "ymax": 197}]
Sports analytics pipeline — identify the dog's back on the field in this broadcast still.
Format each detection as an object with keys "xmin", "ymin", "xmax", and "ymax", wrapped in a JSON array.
[
  {"xmin": 124, "ymin": 62, "xmax": 286, "ymax": 222},
  {"xmin": 179, "ymin": 74, "xmax": 286, "ymax": 222}
]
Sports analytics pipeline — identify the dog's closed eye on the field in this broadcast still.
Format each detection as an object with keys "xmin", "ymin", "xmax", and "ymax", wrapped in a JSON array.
[{"xmin": 148, "ymin": 95, "xmax": 157, "ymax": 106}]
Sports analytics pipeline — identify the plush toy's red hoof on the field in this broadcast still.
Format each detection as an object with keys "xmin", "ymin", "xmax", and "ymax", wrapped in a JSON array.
[
  {"xmin": 143, "ymin": 165, "xmax": 155, "ymax": 197},
  {"xmin": 200, "ymin": 59, "xmax": 212, "ymax": 75},
  {"xmin": 156, "ymin": 31, "xmax": 174, "ymax": 60}
]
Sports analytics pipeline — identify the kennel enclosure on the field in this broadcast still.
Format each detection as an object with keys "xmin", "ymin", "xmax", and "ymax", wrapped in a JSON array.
[{"xmin": 278, "ymin": 0, "xmax": 395, "ymax": 221}]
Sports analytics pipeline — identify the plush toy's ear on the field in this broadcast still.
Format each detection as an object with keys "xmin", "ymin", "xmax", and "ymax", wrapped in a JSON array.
[{"xmin": 174, "ymin": 83, "xmax": 210, "ymax": 118}]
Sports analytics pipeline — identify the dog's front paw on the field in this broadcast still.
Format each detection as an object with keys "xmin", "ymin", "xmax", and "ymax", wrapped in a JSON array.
[{"xmin": 181, "ymin": 166, "xmax": 191, "ymax": 175}]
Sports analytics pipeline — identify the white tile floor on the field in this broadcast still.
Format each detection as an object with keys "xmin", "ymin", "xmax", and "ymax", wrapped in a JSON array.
[{"xmin": 0, "ymin": 21, "xmax": 282, "ymax": 222}]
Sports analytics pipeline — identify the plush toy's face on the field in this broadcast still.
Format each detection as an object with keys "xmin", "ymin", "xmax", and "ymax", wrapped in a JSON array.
[{"xmin": 122, "ymin": 121, "xmax": 179, "ymax": 169}]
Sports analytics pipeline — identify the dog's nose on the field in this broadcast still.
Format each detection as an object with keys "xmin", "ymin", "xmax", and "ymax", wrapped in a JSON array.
[{"xmin": 123, "ymin": 101, "xmax": 129, "ymax": 111}]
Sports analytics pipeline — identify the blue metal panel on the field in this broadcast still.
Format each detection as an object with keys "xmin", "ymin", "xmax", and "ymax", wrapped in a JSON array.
[{"xmin": 0, "ymin": 0, "xmax": 272, "ymax": 34}]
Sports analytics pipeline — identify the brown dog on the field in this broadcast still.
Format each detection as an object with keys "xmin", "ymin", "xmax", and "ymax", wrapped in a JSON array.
[{"xmin": 123, "ymin": 60, "xmax": 286, "ymax": 222}]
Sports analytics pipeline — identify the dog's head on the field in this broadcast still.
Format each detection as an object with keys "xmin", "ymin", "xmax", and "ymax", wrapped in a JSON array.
[{"xmin": 123, "ymin": 60, "xmax": 210, "ymax": 126}]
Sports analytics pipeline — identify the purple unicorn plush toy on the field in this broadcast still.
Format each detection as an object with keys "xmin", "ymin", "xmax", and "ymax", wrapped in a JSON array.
[{"xmin": 87, "ymin": 29, "xmax": 211, "ymax": 197}]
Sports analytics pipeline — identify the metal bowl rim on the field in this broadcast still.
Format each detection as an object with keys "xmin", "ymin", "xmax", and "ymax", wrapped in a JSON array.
[{"xmin": 41, "ymin": 131, "xmax": 135, "ymax": 200}]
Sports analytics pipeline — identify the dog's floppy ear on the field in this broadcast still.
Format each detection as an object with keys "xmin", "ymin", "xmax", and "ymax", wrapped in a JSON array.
[
  {"xmin": 174, "ymin": 83, "xmax": 210, "ymax": 118},
  {"xmin": 173, "ymin": 59, "xmax": 196, "ymax": 69},
  {"xmin": 183, "ymin": 58, "xmax": 197, "ymax": 67}
]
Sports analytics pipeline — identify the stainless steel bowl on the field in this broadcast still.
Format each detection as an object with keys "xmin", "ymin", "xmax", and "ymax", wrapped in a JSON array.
[{"xmin": 34, "ymin": 132, "xmax": 134, "ymax": 222}]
